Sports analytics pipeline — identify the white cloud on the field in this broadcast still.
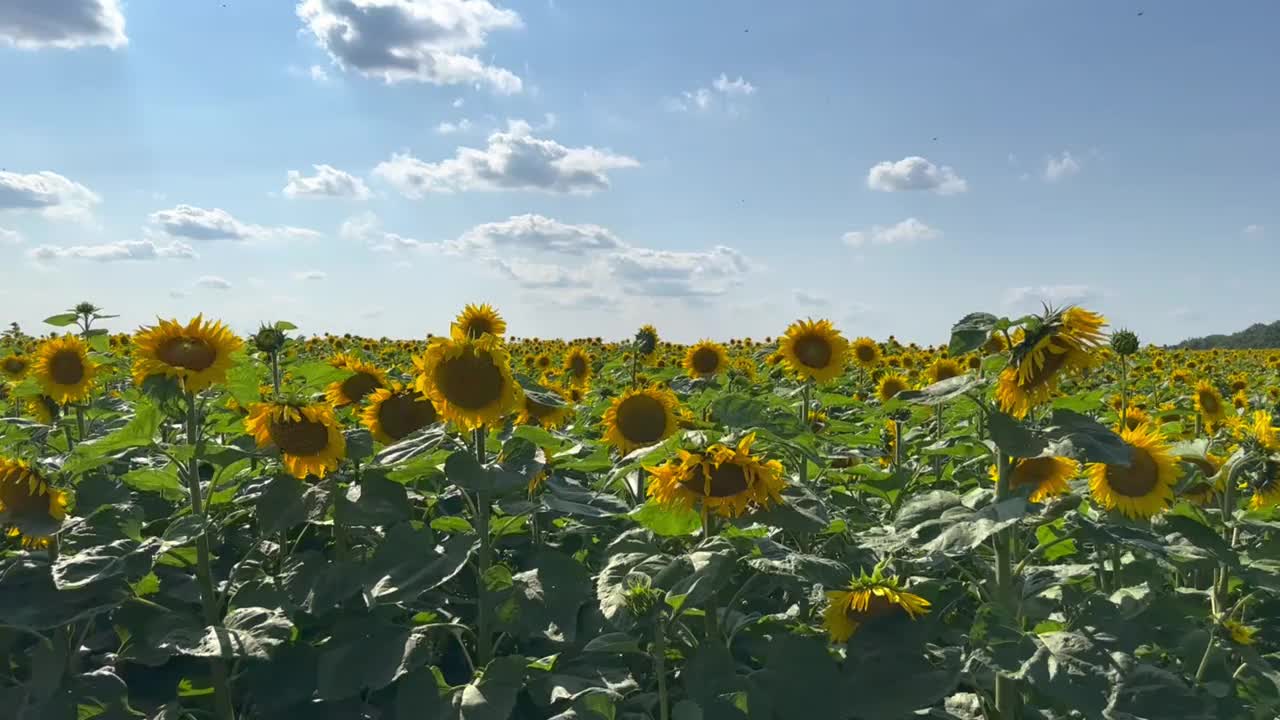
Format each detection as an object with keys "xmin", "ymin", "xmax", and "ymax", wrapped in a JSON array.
[
  {"xmin": 0, "ymin": 227, "xmax": 20, "ymax": 244},
  {"xmin": 27, "ymin": 238, "xmax": 196, "ymax": 263},
  {"xmin": 373, "ymin": 125, "xmax": 638, "ymax": 196},
  {"xmin": 491, "ymin": 257, "xmax": 590, "ymax": 289},
  {"xmin": 452, "ymin": 97, "xmax": 465, "ymax": 108},
  {"xmin": 149, "ymin": 204, "xmax": 320, "ymax": 242},
  {"xmin": 793, "ymin": 290, "xmax": 830, "ymax": 307},
  {"xmin": 712, "ymin": 73, "xmax": 756, "ymax": 96},
  {"xmin": 842, "ymin": 218, "xmax": 941, "ymax": 248},
  {"xmin": 283, "ymin": 164, "xmax": 371, "ymax": 199},
  {"xmin": 0, "ymin": 170, "xmax": 101, "ymax": 220},
  {"xmin": 866, "ymin": 156, "xmax": 967, "ymax": 195},
  {"xmin": 195, "ymin": 275, "xmax": 233, "ymax": 290},
  {"xmin": 435, "ymin": 118, "xmax": 473, "ymax": 134},
  {"xmin": 1003, "ymin": 284, "xmax": 1099, "ymax": 309},
  {"xmin": 295, "ymin": 270, "xmax": 328, "ymax": 281},
  {"xmin": 295, "ymin": 0, "xmax": 523, "ymax": 94},
  {"xmin": 1043, "ymin": 151, "xmax": 1080, "ymax": 182},
  {"xmin": 309, "ymin": 64, "xmax": 330, "ymax": 82},
  {"xmin": 1244, "ymin": 224, "xmax": 1265, "ymax": 237},
  {"xmin": 339, "ymin": 211, "xmax": 432, "ymax": 252},
  {"xmin": 607, "ymin": 245, "xmax": 752, "ymax": 297},
  {"xmin": 455, "ymin": 214, "xmax": 623, "ymax": 255},
  {"xmin": 667, "ymin": 73, "xmax": 757, "ymax": 113},
  {"xmin": 0, "ymin": 0, "xmax": 127, "ymax": 50}
]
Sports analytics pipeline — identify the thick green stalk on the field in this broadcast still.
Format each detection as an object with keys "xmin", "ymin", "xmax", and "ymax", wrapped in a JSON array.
[
  {"xmin": 799, "ymin": 382, "xmax": 812, "ymax": 486},
  {"xmin": 473, "ymin": 426, "xmax": 494, "ymax": 666},
  {"xmin": 185, "ymin": 392, "xmax": 235, "ymax": 720},
  {"xmin": 270, "ymin": 351, "xmax": 281, "ymax": 398},
  {"xmin": 701, "ymin": 508, "xmax": 719, "ymax": 643},
  {"xmin": 993, "ymin": 451, "xmax": 1019, "ymax": 719},
  {"xmin": 75, "ymin": 406, "xmax": 86, "ymax": 443},
  {"xmin": 934, "ymin": 404, "xmax": 944, "ymax": 481},
  {"xmin": 654, "ymin": 622, "xmax": 670, "ymax": 720}
]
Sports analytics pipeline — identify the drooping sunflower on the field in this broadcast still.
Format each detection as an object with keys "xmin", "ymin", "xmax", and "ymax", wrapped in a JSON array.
[
  {"xmin": 1087, "ymin": 424, "xmax": 1179, "ymax": 519},
  {"xmin": 414, "ymin": 334, "xmax": 520, "ymax": 431},
  {"xmin": 361, "ymin": 385, "xmax": 439, "ymax": 444},
  {"xmin": 1223, "ymin": 620, "xmax": 1258, "ymax": 646},
  {"xmin": 1247, "ymin": 410, "xmax": 1279, "ymax": 452},
  {"xmin": 245, "ymin": 401, "xmax": 347, "ymax": 479},
  {"xmin": 877, "ymin": 374, "xmax": 910, "ymax": 403},
  {"xmin": 683, "ymin": 340, "xmax": 729, "ymax": 379},
  {"xmin": 990, "ymin": 455, "xmax": 1078, "ymax": 504},
  {"xmin": 602, "ymin": 385, "xmax": 679, "ymax": 453},
  {"xmin": 996, "ymin": 307, "xmax": 1107, "ymax": 418},
  {"xmin": 1248, "ymin": 460, "xmax": 1280, "ymax": 511},
  {"xmin": 563, "ymin": 347, "xmax": 593, "ymax": 387},
  {"xmin": 0, "ymin": 458, "xmax": 68, "ymax": 547},
  {"xmin": 132, "ymin": 315, "xmax": 243, "ymax": 392},
  {"xmin": 325, "ymin": 356, "xmax": 387, "ymax": 407},
  {"xmin": 851, "ymin": 337, "xmax": 881, "ymax": 370},
  {"xmin": 822, "ymin": 567, "xmax": 931, "ymax": 644},
  {"xmin": 451, "ymin": 303, "xmax": 507, "ymax": 341},
  {"xmin": 778, "ymin": 319, "xmax": 849, "ymax": 384},
  {"xmin": 925, "ymin": 358, "xmax": 964, "ymax": 385},
  {"xmin": 1177, "ymin": 452, "xmax": 1225, "ymax": 506},
  {"xmin": 1, "ymin": 353, "xmax": 30, "ymax": 381},
  {"xmin": 1193, "ymin": 380, "xmax": 1228, "ymax": 426},
  {"xmin": 31, "ymin": 335, "xmax": 98, "ymax": 405},
  {"xmin": 516, "ymin": 385, "xmax": 573, "ymax": 429},
  {"xmin": 646, "ymin": 433, "xmax": 785, "ymax": 517},
  {"xmin": 26, "ymin": 396, "xmax": 60, "ymax": 425}
]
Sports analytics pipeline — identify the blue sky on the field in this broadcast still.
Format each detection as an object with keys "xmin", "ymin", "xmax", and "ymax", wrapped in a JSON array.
[{"xmin": 2, "ymin": 0, "xmax": 1277, "ymax": 345}]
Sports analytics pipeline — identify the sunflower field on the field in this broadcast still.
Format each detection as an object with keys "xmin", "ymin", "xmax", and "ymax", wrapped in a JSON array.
[{"xmin": 4, "ymin": 301, "xmax": 1280, "ymax": 720}]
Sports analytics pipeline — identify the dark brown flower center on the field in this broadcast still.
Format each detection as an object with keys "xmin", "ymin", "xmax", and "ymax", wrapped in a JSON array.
[
  {"xmin": 793, "ymin": 335, "xmax": 833, "ymax": 369},
  {"xmin": 340, "ymin": 372, "xmax": 383, "ymax": 404},
  {"xmin": 463, "ymin": 319, "xmax": 493, "ymax": 339},
  {"xmin": 537, "ymin": 355, "xmax": 551, "ymax": 368},
  {"xmin": 1106, "ymin": 447, "xmax": 1159, "ymax": 497},
  {"xmin": 49, "ymin": 350, "xmax": 85, "ymax": 386},
  {"xmin": 846, "ymin": 593, "xmax": 901, "ymax": 623},
  {"xmin": 156, "ymin": 336, "xmax": 217, "ymax": 372},
  {"xmin": 0, "ymin": 473, "xmax": 53, "ymax": 516},
  {"xmin": 378, "ymin": 392, "xmax": 437, "ymax": 440},
  {"xmin": 434, "ymin": 350, "xmax": 505, "ymax": 410},
  {"xmin": 1012, "ymin": 457, "xmax": 1059, "ymax": 491},
  {"xmin": 3, "ymin": 357, "xmax": 27, "ymax": 374},
  {"xmin": 881, "ymin": 378, "xmax": 906, "ymax": 399},
  {"xmin": 268, "ymin": 416, "xmax": 331, "ymax": 456},
  {"xmin": 933, "ymin": 363, "xmax": 960, "ymax": 381},
  {"xmin": 615, "ymin": 393, "xmax": 668, "ymax": 445},
  {"xmin": 682, "ymin": 461, "xmax": 749, "ymax": 498},
  {"xmin": 690, "ymin": 347, "xmax": 721, "ymax": 375},
  {"xmin": 1198, "ymin": 390, "xmax": 1221, "ymax": 414},
  {"xmin": 855, "ymin": 344, "xmax": 878, "ymax": 363},
  {"xmin": 569, "ymin": 354, "xmax": 588, "ymax": 377}
]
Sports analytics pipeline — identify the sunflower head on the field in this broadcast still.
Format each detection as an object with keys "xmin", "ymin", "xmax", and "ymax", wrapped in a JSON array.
[
  {"xmin": 683, "ymin": 340, "xmax": 729, "ymax": 379},
  {"xmin": 1177, "ymin": 452, "xmax": 1224, "ymax": 506},
  {"xmin": 26, "ymin": 395, "xmax": 61, "ymax": 425},
  {"xmin": 563, "ymin": 347, "xmax": 593, "ymax": 387},
  {"xmin": 414, "ymin": 334, "xmax": 519, "ymax": 431},
  {"xmin": 850, "ymin": 337, "xmax": 881, "ymax": 369},
  {"xmin": 635, "ymin": 325, "xmax": 659, "ymax": 356},
  {"xmin": 999, "ymin": 307, "xmax": 1107, "ymax": 418},
  {"xmin": 645, "ymin": 432, "xmax": 785, "ymax": 517},
  {"xmin": 1193, "ymin": 380, "xmax": 1228, "ymax": 424},
  {"xmin": 926, "ymin": 358, "xmax": 964, "ymax": 384},
  {"xmin": 877, "ymin": 374, "xmax": 909, "ymax": 403},
  {"xmin": 990, "ymin": 455, "xmax": 1078, "ymax": 504},
  {"xmin": 245, "ymin": 401, "xmax": 347, "ymax": 479},
  {"xmin": 1119, "ymin": 407, "xmax": 1152, "ymax": 432},
  {"xmin": 32, "ymin": 335, "xmax": 98, "ymax": 405},
  {"xmin": 0, "ymin": 353, "xmax": 30, "ymax": 381},
  {"xmin": 0, "ymin": 458, "xmax": 68, "ymax": 544},
  {"xmin": 451, "ymin": 303, "xmax": 506, "ymax": 341},
  {"xmin": 603, "ymin": 386, "xmax": 679, "ymax": 453},
  {"xmin": 132, "ymin": 315, "xmax": 243, "ymax": 393},
  {"xmin": 1223, "ymin": 619, "xmax": 1258, "ymax": 646},
  {"xmin": 325, "ymin": 356, "xmax": 387, "ymax": 407},
  {"xmin": 516, "ymin": 384, "xmax": 573, "ymax": 429},
  {"xmin": 1087, "ymin": 425, "xmax": 1179, "ymax": 519},
  {"xmin": 778, "ymin": 319, "xmax": 849, "ymax": 384},
  {"xmin": 822, "ymin": 566, "xmax": 931, "ymax": 644},
  {"xmin": 361, "ymin": 384, "xmax": 439, "ymax": 444}
]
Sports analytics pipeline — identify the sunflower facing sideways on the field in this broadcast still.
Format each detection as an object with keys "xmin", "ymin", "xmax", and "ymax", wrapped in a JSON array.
[
  {"xmin": 361, "ymin": 384, "xmax": 438, "ymax": 445},
  {"xmin": 1087, "ymin": 424, "xmax": 1179, "ymax": 519},
  {"xmin": 1192, "ymin": 380, "xmax": 1228, "ymax": 428},
  {"xmin": 0, "ymin": 457, "xmax": 69, "ymax": 548},
  {"xmin": 32, "ymin": 335, "xmax": 98, "ymax": 405},
  {"xmin": 1177, "ymin": 451, "xmax": 1225, "ymax": 506},
  {"xmin": 414, "ymin": 333, "xmax": 520, "ymax": 431},
  {"xmin": 451, "ymin": 303, "xmax": 507, "ymax": 341},
  {"xmin": 822, "ymin": 566, "xmax": 931, "ymax": 644},
  {"xmin": 563, "ymin": 346, "xmax": 593, "ymax": 387},
  {"xmin": 996, "ymin": 307, "xmax": 1107, "ymax": 419},
  {"xmin": 1247, "ymin": 458, "xmax": 1280, "ymax": 511},
  {"xmin": 646, "ymin": 432, "xmax": 785, "ymax": 517},
  {"xmin": 778, "ymin": 319, "xmax": 849, "ymax": 384},
  {"xmin": 26, "ymin": 396, "xmax": 61, "ymax": 425},
  {"xmin": 1, "ymin": 353, "xmax": 30, "ymax": 381},
  {"xmin": 683, "ymin": 340, "xmax": 729, "ymax": 379},
  {"xmin": 325, "ymin": 355, "xmax": 387, "ymax": 407},
  {"xmin": 603, "ymin": 385, "xmax": 679, "ymax": 453},
  {"xmin": 991, "ymin": 455, "xmax": 1078, "ymax": 504},
  {"xmin": 850, "ymin": 337, "xmax": 881, "ymax": 370},
  {"xmin": 245, "ymin": 401, "xmax": 347, "ymax": 479},
  {"xmin": 131, "ymin": 315, "xmax": 242, "ymax": 392}
]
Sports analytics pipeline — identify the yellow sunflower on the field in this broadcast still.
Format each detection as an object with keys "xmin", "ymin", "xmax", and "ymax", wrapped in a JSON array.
[
  {"xmin": 26, "ymin": 396, "xmax": 60, "ymax": 425},
  {"xmin": 1247, "ymin": 410, "xmax": 1279, "ymax": 452},
  {"xmin": 1232, "ymin": 390, "xmax": 1249, "ymax": 411},
  {"xmin": 851, "ymin": 337, "xmax": 881, "ymax": 369},
  {"xmin": 563, "ymin": 347, "xmax": 593, "ymax": 387},
  {"xmin": 1248, "ymin": 460, "xmax": 1280, "ymax": 511},
  {"xmin": 1223, "ymin": 620, "xmax": 1258, "ymax": 646},
  {"xmin": 1, "ymin": 353, "xmax": 30, "ymax": 381},
  {"xmin": 414, "ymin": 334, "xmax": 520, "ymax": 431},
  {"xmin": 646, "ymin": 433, "xmax": 785, "ymax": 517},
  {"xmin": 602, "ymin": 385, "xmax": 679, "ymax": 453},
  {"xmin": 778, "ymin": 319, "xmax": 849, "ymax": 384},
  {"xmin": 1119, "ymin": 407, "xmax": 1152, "ymax": 432},
  {"xmin": 925, "ymin": 358, "xmax": 964, "ymax": 385},
  {"xmin": 822, "ymin": 567, "xmax": 931, "ymax": 644},
  {"xmin": 131, "ymin": 315, "xmax": 242, "ymax": 392},
  {"xmin": 1087, "ymin": 425, "xmax": 1179, "ymax": 519},
  {"xmin": 996, "ymin": 308, "xmax": 1106, "ymax": 418},
  {"xmin": 0, "ymin": 458, "xmax": 68, "ymax": 547},
  {"xmin": 451, "ymin": 303, "xmax": 507, "ymax": 341},
  {"xmin": 1193, "ymin": 381, "xmax": 1228, "ymax": 426},
  {"xmin": 683, "ymin": 340, "xmax": 729, "ymax": 379},
  {"xmin": 361, "ymin": 385, "xmax": 439, "ymax": 444},
  {"xmin": 990, "ymin": 455, "xmax": 1078, "ymax": 504},
  {"xmin": 516, "ymin": 385, "xmax": 574, "ymax": 429},
  {"xmin": 245, "ymin": 402, "xmax": 347, "ymax": 479},
  {"xmin": 877, "ymin": 374, "xmax": 909, "ymax": 403},
  {"xmin": 31, "ymin": 335, "xmax": 98, "ymax": 405},
  {"xmin": 325, "ymin": 356, "xmax": 387, "ymax": 407},
  {"xmin": 1178, "ymin": 452, "xmax": 1224, "ymax": 506}
]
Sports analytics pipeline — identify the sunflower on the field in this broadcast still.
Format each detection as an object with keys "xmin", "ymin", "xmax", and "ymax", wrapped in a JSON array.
[
  {"xmin": 1247, "ymin": 460, "xmax": 1280, "ymax": 511},
  {"xmin": 851, "ymin": 337, "xmax": 881, "ymax": 369},
  {"xmin": 822, "ymin": 567, "xmax": 931, "ymax": 644},
  {"xmin": 413, "ymin": 334, "xmax": 520, "ymax": 431},
  {"xmin": 990, "ymin": 455, "xmax": 1078, "ymax": 504},
  {"xmin": 31, "ymin": 335, "xmax": 98, "ymax": 405},
  {"xmin": 0, "ymin": 458, "xmax": 68, "ymax": 547},
  {"xmin": 245, "ymin": 401, "xmax": 347, "ymax": 479},
  {"xmin": 1229, "ymin": 373, "xmax": 1248, "ymax": 393},
  {"xmin": 925, "ymin": 358, "xmax": 964, "ymax": 385},
  {"xmin": 1232, "ymin": 390, "xmax": 1249, "ymax": 411},
  {"xmin": 1223, "ymin": 620, "xmax": 1258, "ymax": 646},
  {"xmin": 131, "ymin": 315, "xmax": 242, "ymax": 392},
  {"xmin": 683, "ymin": 340, "xmax": 729, "ymax": 379},
  {"xmin": 732, "ymin": 357, "xmax": 758, "ymax": 382},
  {"xmin": 982, "ymin": 333, "xmax": 1009, "ymax": 355},
  {"xmin": 646, "ymin": 433, "xmax": 785, "ymax": 517},
  {"xmin": 996, "ymin": 307, "xmax": 1106, "ymax": 418},
  {"xmin": 566, "ymin": 385, "xmax": 587, "ymax": 405},
  {"xmin": 26, "ymin": 396, "xmax": 60, "ymax": 425},
  {"xmin": 516, "ymin": 385, "xmax": 573, "ymax": 429},
  {"xmin": 325, "ymin": 356, "xmax": 387, "ymax": 407},
  {"xmin": 451, "ymin": 303, "xmax": 507, "ymax": 341},
  {"xmin": 1193, "ymin": 381, "xmax": 1228, "ymax": 426},
  {"xmin": 563, "ymin": 347, "xmax": 593, "ymax": 387},
  {"xmin": 603, "ymin": 385, "xmax": 679, "ymax": 453},
  {"xmin": 778, "ymin": 319, "xmax": 849, "ymax": 384},
  {"xmin": 1119, "ymin": 407, "xmax": 1152, "ymax": 432},
  {"xmin": 535, "ymin": 353, "xmax": 553, "ymax": 372},
  {"xmin": 1247, "ymin": 410, "xmax": 1279, "ymax": 452},
  {"xmin": 1, "ymin": 353, "xmax": 30, "ymax": 381},
  {"xmin": 1178, "ymin": 452, "xmax": 1224, "ymax": 506},
  {"xmin": 1087, "ymin": 425, "xmax": 1179, "ymax": 519},
  {"xmin": 361, "ymin": 385, "xmax": 438, "ymax": 444},
  {"xmin": 877, "ymin": 374, "xmax": 909, "ymax": 403}
]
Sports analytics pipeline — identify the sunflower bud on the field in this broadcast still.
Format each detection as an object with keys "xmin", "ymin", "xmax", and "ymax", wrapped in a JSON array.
[
  {"xmin": 253, "ymin": 325, "xmax": 288, "ymax": 354},
  {"xmin": 74, "ymin": 301, "xmax": 101, "ymax": 316},
  {"xmin": 622, "ymin": 573, "xmax": 660, "ymax": 619},
  {"xmin": 1110, "ymin": 329, "xmax": 1139, "ymax": 357}
]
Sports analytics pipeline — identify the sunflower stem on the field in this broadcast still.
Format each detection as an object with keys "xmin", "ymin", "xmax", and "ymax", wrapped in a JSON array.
[
  {"xmin": 993, "ymin": 450, "xmax": 1020, "ymax": 719},
  {"xmin": 1110, "ymin": 545, "xmax": 1122, "ymax": 591},
  {"xmin": 654, "ymin": 621, "xmax": 670, "ymax": 720},
  {"xmin": 799, "ymin": 382, "xmax": 812, "ymax": 486},
  {"xmin": 184, "ymin": 391, "xmax": 235, "ymax": 720},
  {"xmin": 1195, "ymin": 626, "xmax": 1218, "ymax": 685},
  {"xmin": 270, "ymin": 351, "xmax": 281, "ymax": 399},
  {"xmin": 701, "ymin": 506, "xmax": 719, "ymax": 644},
  {"xmin": 74, "ymin": 405, "xmax": 86, "ymax": 442},
  {"xmin": 934, "ymin": 404, "xmax": 944, "ymax": 481},
  {"xmin": 473, "ymin": 426, "xmax": 494, "ymax": 668}
]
